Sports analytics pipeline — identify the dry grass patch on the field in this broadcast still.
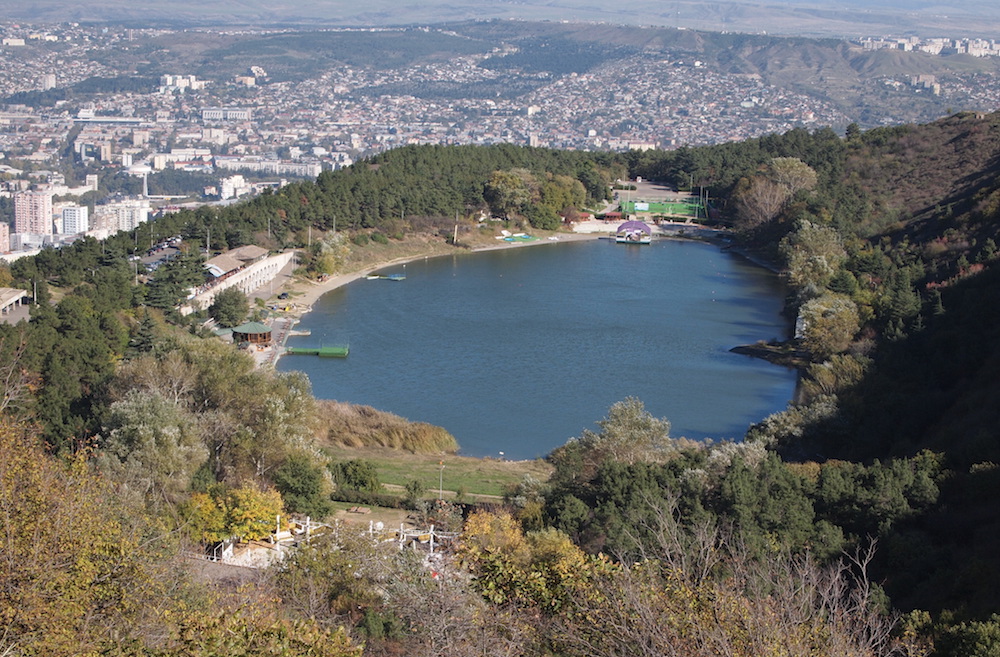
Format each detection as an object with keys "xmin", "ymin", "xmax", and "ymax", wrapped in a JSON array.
[{"xmin": 316, "ymin": 400, "xmax": 459, "ymax": 453}]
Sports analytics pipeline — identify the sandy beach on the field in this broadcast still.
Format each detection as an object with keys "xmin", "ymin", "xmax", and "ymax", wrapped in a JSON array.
[
  {"xmin": 282, "ymin": 230, "xmax": 604, "ymax": 313},
  {"xmin": 281, "ymin": 219, "xmax": 730, "ymax": 310}
]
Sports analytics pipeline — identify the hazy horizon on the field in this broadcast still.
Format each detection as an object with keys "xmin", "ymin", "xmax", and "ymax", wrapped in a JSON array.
[{"xmin": 2, "ymin": 0, "xmax": 1000, "ymax": 39}]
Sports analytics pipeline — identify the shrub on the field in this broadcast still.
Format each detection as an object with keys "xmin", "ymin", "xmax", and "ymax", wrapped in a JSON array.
[
  {"xmin": 331, "ymin": 488, "xmax": 404, "ymax": 508},
  {"xmin": 404, "ymin": 479, "xmax": 426, "ymax": 507},
  {"xmin": 329, "ymin": 458, "xmax": 381, "ymax": 492}
]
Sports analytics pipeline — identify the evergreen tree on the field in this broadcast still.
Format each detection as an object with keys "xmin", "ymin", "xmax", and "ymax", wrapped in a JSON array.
[{"xmin": 126, "ymin": 310, "xmax": 159, "ymax": 359}]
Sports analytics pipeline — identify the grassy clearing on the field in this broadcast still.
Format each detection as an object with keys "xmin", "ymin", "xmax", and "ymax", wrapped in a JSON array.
[
  {"xmin": 328, "ymin": 500, "xmax": 412, "ymax": 529},
  {"xmin": 324, "ymin": 445, "xmax": 553, "ymax": 500}
]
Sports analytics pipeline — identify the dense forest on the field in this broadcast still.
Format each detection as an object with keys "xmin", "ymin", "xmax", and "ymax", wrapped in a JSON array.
[{"xmin": 5, "ymin": 112, "xmax": 1000, "ymax": 654}]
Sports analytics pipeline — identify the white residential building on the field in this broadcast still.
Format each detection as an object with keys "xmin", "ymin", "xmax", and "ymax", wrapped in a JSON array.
[
  {"xmin": 202, "ymin": 107, "xmax": 253, "ymax": 122},
  {"xmin": 220, "ymin": 174, "xmax": 249, "ymax": 200},
  {"xmin": 96, "ymin": 199, "xmax": 150, "ymax": 233},
  {"xmin": 160, "ymin": 74, "xmax": 207, "ymax": 92},
  {"xmin": 61, "ymin": 206, "xmax": 89, "ymax": 234}
]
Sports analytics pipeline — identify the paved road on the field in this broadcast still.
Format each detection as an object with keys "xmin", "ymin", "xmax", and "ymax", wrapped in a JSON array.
[
  {"xmin": 0, "ymin": 303, "xmax": 31, "ymax": 325},
  {"xmin": 248, "ymin": 255, "xmax": 298, "ymax": 307}
]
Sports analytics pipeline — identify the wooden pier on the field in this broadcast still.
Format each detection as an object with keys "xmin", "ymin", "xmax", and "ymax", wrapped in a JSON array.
[{"xmin": 284, "ymin": 345, "xmax": 349, "ymax": 358}]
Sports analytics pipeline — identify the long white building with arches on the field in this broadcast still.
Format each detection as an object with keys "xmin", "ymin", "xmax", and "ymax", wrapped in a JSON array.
[{"xmin": 182, "ymin": 246, "xmax": 295, "ymax": 315}]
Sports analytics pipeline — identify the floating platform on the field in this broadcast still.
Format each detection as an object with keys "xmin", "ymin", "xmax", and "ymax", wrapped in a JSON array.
[{"xmin": 284, "ymin": 345, "xmax": 349, "ymax": 358}]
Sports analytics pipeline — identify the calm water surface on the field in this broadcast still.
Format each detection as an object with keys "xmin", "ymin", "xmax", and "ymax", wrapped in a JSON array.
[{"xmin": 279, "ymin": 239, "xmax": 796, "ymax": 459}]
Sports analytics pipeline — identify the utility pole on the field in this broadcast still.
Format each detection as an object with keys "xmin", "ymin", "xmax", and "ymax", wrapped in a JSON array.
[{"xmin": 438, "ymin": 461, "xmax": 444, "ymax": 500}]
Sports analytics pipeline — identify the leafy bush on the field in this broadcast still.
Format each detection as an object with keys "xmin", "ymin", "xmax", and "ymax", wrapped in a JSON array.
[
  {"xmin": 329, "ymin": 458, "xmax": 381, "ymax": 492},
  {"xmin": 404, "ymin": 479, "xmax": 426, "ymax": 507}
]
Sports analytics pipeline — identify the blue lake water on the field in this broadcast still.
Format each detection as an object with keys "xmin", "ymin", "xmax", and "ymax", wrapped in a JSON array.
[{"xmin": 278, "ymin": 238, "xmax": 796, "ymax": 460}]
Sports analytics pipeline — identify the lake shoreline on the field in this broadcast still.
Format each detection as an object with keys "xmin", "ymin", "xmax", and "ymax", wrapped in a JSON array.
[{"xmin": 280, "ymin": 219, "xmax": 748, "ymax": 313}]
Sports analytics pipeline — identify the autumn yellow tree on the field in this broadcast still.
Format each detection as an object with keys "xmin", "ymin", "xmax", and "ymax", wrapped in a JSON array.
[
  {"xmin": 181, "ymin": 484, "xmax": 285, "ymax": 543},
  {"xmin": 0, "ymin": 418, "xmax": 160, "ymax": 655},
  {"xmin": 459, "ymin": 509, "xmax": 609, "ymax": 612},
  {"xmin": 147, "ymin": 597, "xmax": 363, "ymax": 657}
]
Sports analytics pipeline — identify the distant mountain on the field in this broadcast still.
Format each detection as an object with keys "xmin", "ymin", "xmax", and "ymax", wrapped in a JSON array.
[{"xmin": 2, "ymin": 0, "xmax": 1000, "ymax": 39}]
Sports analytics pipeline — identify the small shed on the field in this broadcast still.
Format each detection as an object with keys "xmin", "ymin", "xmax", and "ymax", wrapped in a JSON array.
[{"xmin": 231, "ymin": 321, "xmax": 272, "ymax": 345}]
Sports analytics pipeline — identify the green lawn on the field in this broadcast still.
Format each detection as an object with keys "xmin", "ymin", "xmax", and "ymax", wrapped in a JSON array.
[{"xmin": 324, "ymin": 445, "xmax": 553, "ymax": 500}]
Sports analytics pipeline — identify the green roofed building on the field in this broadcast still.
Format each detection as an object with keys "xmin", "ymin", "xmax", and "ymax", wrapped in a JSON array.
[{"xmin": 231, "ymin": 321, "xmax": 272, "ymax": 345}]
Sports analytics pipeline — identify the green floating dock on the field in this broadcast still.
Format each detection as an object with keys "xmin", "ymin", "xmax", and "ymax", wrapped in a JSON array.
[{"xmin": 285, "ymin": 345, "xmax": 349, "ymax": 358}]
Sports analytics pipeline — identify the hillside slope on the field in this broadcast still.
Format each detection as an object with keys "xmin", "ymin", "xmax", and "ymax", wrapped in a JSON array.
[{"xmin": 754, "ymin": 112, "xmax": 1000, "ymax": 616}]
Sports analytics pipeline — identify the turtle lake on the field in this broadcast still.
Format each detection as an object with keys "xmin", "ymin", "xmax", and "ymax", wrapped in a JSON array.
[{"xmin": 278, "ymin": 238, "xmax": 797, "ymax": 460}]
